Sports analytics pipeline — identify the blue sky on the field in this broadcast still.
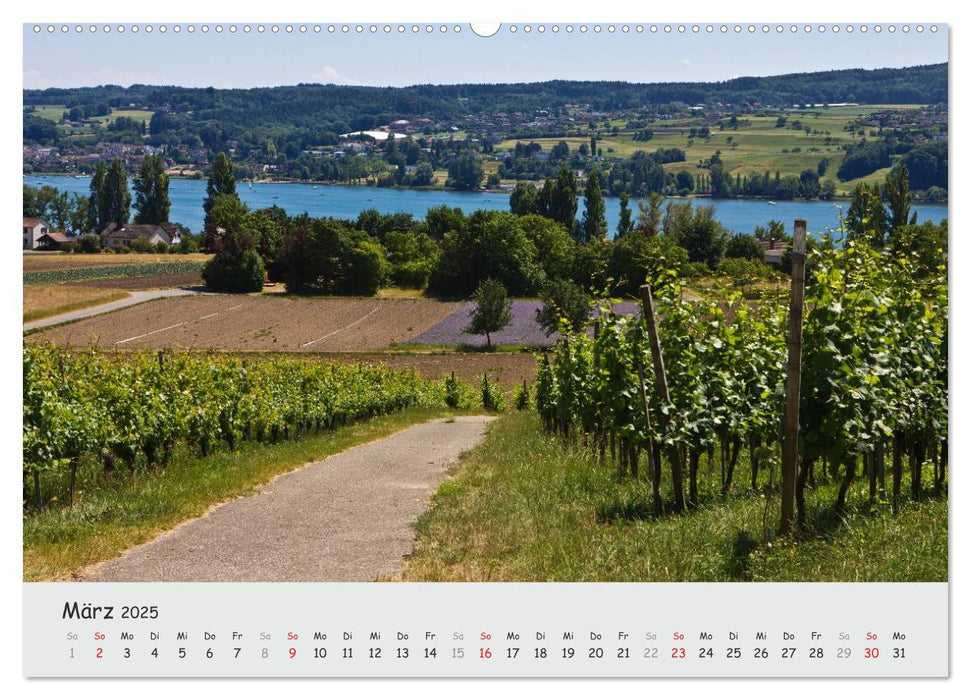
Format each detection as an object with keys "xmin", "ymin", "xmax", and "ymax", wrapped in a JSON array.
[{"xmin": 23, "ymin": 23, "xmax": 947, "ymax": 89}]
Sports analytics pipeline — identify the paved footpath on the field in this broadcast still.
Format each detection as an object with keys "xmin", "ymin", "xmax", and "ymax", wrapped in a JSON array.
[
  {"xmin": 24, "ymin": 288, "xmax": 201, "ymax": 332},
  {"xmin": 84, "ymin": 416, "xmax": 494, "ymax": 582}
]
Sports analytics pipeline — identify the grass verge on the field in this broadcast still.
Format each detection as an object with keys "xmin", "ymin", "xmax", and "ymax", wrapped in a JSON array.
[
  {"xmin": 23, "ymin": 406, "xmax": 451, "ymax": 581},
  {"xmin": 401, "ymin": 411, "xmax": 947, "ymax": 582},
  {"xmin": 23, "ymin": 285, "xmax": 129, "ymax": 322}
]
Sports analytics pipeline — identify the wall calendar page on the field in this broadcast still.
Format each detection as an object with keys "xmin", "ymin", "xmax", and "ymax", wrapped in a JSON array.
[{"xmin": 14, "ymin": 8, "xmax": 954, "ymax": 690}]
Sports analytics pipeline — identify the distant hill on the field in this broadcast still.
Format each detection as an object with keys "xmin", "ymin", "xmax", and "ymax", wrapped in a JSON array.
[{"xmin": 24, "ymin": 63, "xmax": 947, "ymax": 133}]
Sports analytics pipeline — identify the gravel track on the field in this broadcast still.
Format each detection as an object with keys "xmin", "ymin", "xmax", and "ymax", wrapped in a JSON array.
[{"xmin": 84, "ymin": 416, "xmax": 494, "ymax": 582}]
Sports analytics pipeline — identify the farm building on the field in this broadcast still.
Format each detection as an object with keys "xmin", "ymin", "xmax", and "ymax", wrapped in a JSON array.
[
  {"xmin": 759, "ymin": 239, "xmax": 788, "ymax": 267},
  {"xmin": 23, "ymin": 217, "xmax": 51, "ymax": 249},
  {"xmin": 34, "ymin": 231, "xmax": 70, "ymax": 250},
  {"xmin": 100, "ymin": 223, "xmax": 180, "ymax": 249}
]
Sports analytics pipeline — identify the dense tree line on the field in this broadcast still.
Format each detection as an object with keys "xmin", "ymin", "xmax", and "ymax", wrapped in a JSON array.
[
  {"xmin": 733, "ymin": 167, "xmax": 835, "ymax": 200},
  {"xmin": 899, "ymin": 141, "xmax": 948, "ymax": 191},
  {"xmin": 205, "ymin": 191, "xmax": 737, "ymax": 300},
  {"xmin": 23, "ymin": 183, "xmax": 89, "ymax": 236},
  {"xmin": 199, "ymin": 154, "xmax": 945, "ymax": 305},
  {"xmin": 23, "ymin": 113, "xmax": 59, "ymax": 144},
  {"xmin": 843, "ymin": 163, "xmax": 948, "ymax": 267},
  {"xmin": 836, "ymin": 140, "xmax": 893, "ymax": 180}
]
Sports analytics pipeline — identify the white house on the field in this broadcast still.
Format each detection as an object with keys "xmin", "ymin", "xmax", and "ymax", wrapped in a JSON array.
[
  {"xmin": 23, "ymin": 217, "xmax": 50, "ymax": 250},
  {"xmin": 100, "ymin": 223, "xmax": 176, "ymax": 249},
  {"xmin": 338, "ymin": 130, "xmax": 407, "ymax": 141}
]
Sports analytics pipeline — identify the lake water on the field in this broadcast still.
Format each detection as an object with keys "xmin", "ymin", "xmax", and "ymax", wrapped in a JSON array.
[{"xmin": 25, "ymin": 175, "xmax": 947, "ymax": 239}]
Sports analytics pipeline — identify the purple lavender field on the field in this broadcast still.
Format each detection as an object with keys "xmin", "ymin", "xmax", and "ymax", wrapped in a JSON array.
[{"xmin": 410, "ymin": 301, "xmax": 641, "ymax": 348}]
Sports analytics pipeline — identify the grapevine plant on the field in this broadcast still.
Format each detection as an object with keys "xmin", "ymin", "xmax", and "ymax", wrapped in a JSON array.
[
  {"xmin": 23, "ymin": 348, "xmax": 445, "ymax": 508},
  {"xmin": 535, "ymin": 240, "xmax": 946, "ymax": 530}
]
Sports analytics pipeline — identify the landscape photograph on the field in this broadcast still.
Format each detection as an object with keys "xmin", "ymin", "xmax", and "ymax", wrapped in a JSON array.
[{"xmin": 22, "ymin": 24, "xmax": 948, "ymax": 584}]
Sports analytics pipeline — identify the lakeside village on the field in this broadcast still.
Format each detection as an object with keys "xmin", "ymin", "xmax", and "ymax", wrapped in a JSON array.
[{"xmin": 24, "ymin": 96, "xmax": 947, "ymax": 205}]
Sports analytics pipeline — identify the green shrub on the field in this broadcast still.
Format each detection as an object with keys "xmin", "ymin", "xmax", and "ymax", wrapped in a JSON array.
[
  {"xmin": 174, "ymin": 238, "xmax": 200, "ymax": 254},
  {"xmin": 535, "ymin": 278, "xmax": 590, "ymax": 337},
  {"xmin": 202, "ymin": 248, "xmax": 266, "ymax": 293},
  {"xmin": 343, "ymin": 239, "xmax": 389, "ymax": 295},
  {"xmin": 393, "ymin": 260, "xmax": 433, "ymax": 288},
  {"xmin": 385, "ymin": 230, "xmax": 439, "ymax": 288},
  {"xmin": 428, "ymin": 210, "xmax": 545, "ymax": 297},
  {"xmin": 724, "ymin": 233, "xmax": 766, "ymax": 261},
  {"xmin": 129, "ymin": 237, "xmax": 153, "ymax": 253},
  {"xmin": 715, "ymin": 257, "xmax": 777, "ymax": 289},
  {"xmin": 684, "ymin": 261, "xmax": 710, "ymax": 279},
  {"xmin": 279, "ymin": 217, "xmax": 387, "ymax": 296},
  {"xmin": 77, "ymin": 235, "xmax": 102, "ymax": 253}
]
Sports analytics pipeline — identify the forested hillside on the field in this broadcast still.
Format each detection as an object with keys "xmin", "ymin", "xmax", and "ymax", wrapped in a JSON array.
[{"xmin": 24, "ymin": 63, "xmax": 947, "ymax": 134}]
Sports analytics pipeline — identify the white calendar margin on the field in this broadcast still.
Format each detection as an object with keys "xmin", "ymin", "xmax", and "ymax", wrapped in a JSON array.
[{"xmin": 3, "ymin": 0, "xmax": 962, "ymax": 697}]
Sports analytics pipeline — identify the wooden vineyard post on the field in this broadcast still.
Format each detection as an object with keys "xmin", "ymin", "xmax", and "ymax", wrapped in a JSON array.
[
  {"xmin": 636, "ymin": 358, "xmax": 663, "ymax": 516},
  {"xmin": 639, "ymin": 283, "xmax": 686, "ymax": 513},
  {"xmin": 779, "ymin": 219, "xmax": 808, "ymax": 535}
]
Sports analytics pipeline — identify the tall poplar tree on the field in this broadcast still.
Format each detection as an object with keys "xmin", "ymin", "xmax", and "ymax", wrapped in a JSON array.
[
  {"xmin": 845, "ymin": 183, "xmax": 889, "ymax": 247},
  {"xmin": 616, "ymin": 191, "xmax": 634, "ymax": 238},
  {"xmin": 510, "ymin": 182, "xmax": 540, "ymax": 217},
  {"xmin": 549, "ymin": 166, "xmax": 578, "ymax": 237},
  {"xmin": 637, "ymin": 192, "xmax": 664, "ymax": 237},
  {"xmin": 883, "ymin": 164, "xmax": 917, "ymax": 232},
  {"xmin": 203, "ymin": 152, "xmax": 239, "ymax": 249},
  {"xmin": 102, "ymin": 159, "xmax": 131, "ymax": 227},
  {"xmin": 581, "ymin": 171, "xmax": 608, "ymax": 243},
  {"xmin": 88, "ymin": 161, "xmax": 107, "ymax": 232},
  {"xmin": 133, "ymin": 154, "xmax": 171, "ymax": 225}
]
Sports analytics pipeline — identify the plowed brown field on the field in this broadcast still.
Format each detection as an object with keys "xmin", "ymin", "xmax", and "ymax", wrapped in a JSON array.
[{"xmin": 27, "ymin": 295, "xmax": 463, "ymax": 352}]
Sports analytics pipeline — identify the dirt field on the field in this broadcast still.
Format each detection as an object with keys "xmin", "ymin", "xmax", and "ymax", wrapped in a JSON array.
[
  {"xmin": 22, "ymin": 252, "xmax": 211, "ymax": 271},
  {"xmin": 23, "ymin": 285, "xmax": 129, "ymax": 322},
  {"xmin": 323, "ymin": 352, "xmax": 537, "ymax": 388},
  {"xmin": 27, "ymin": 295, "xmax": 464, "ymax": 352}
]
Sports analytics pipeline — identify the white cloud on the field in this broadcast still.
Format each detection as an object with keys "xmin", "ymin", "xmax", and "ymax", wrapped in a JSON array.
[
  {"xmin": 311, "ymin": 66, "xmax": 360, "ymax": 86},
  {"xmin": 681, "ymin": 58, "xmax": 693, "ymax": 66},
  {"xmin": 23, "ymin": 69, "xmax": 44, "ymax": 89}
]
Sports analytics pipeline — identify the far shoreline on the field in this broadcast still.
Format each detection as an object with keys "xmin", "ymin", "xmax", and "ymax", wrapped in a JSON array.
[{"xmin": 24, "ymin": 172, "xmax": 952, "ymax": 206}]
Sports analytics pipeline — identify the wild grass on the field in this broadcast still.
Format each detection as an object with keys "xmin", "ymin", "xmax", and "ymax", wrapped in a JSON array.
[
  {"xmin": 23, "ymin": 406, "xmax": 452, "ymax": 581},
  {"xmin": 402, "ymin": 411, "xmax": 947, "ymax": 582}
]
